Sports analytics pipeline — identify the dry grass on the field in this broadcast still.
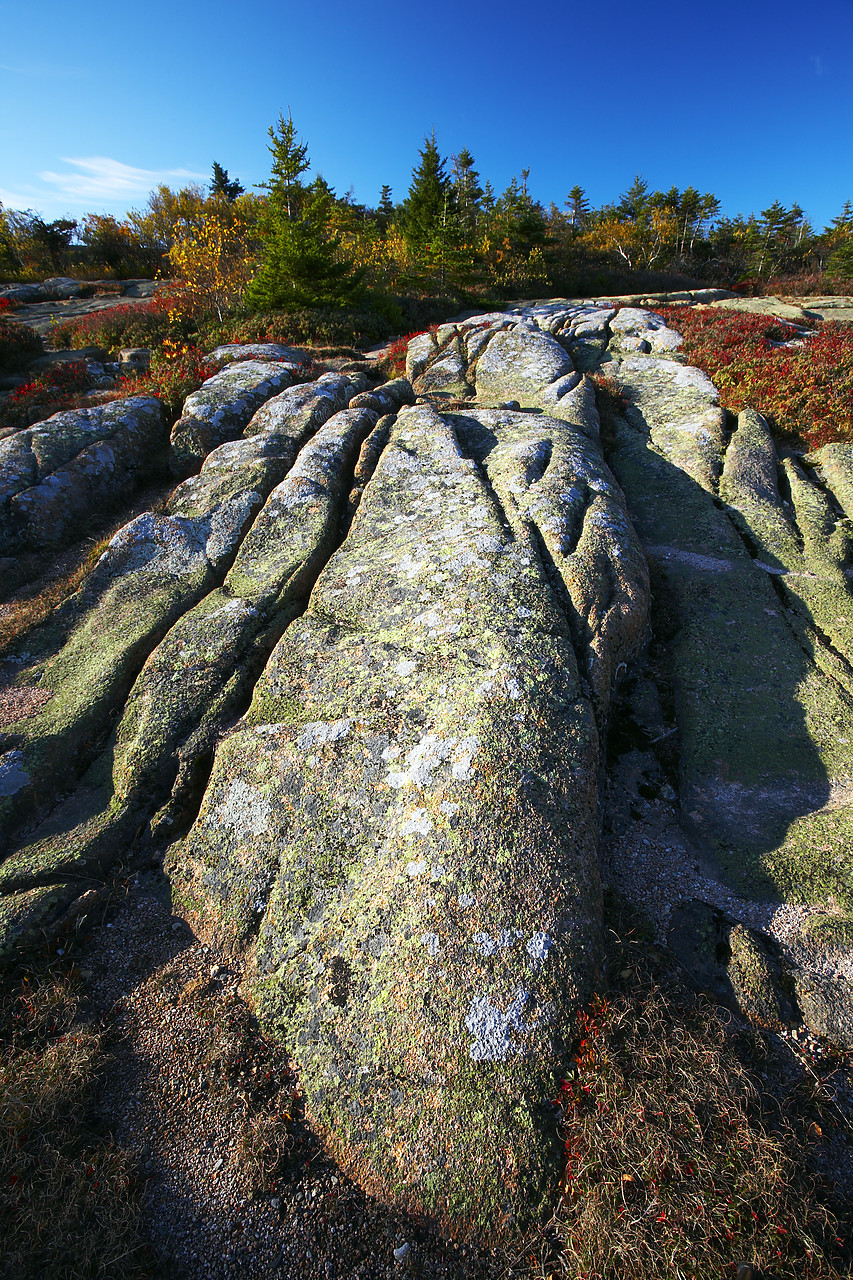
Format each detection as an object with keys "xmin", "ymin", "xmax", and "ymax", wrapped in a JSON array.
[
  {"xmin": 0, "ymin": 959, "xmax": 156, "ymax": 1279},
  {"xmin": 526, "ymin": 913, "xmax": 850, "ymax": 1280},
  {"xmin": 0, "ymin": 533, "xmax": 112, "ymax": 656}
]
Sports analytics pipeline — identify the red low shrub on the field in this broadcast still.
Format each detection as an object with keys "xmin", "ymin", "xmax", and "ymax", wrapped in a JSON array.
[{"xmin": 658, "ymin": 306, "xmax": 853, "ymax": 449}]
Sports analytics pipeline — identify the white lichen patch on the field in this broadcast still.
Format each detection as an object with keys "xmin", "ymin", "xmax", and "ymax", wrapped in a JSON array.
[
  {"xmin": 420, "ymin": 932, "xmax": 441, "ymax": 956},
  {"xmin": 450, "ymin": 736, "xmax": 479, "ymax": 780},
  {"xmin": 526, "ymin": 931, "xmax": 556, "ymax": 966},
  {"xmin": 472, "ymin": 928, "xmax": 524, "ymax": 956},
  {"xmin": 464, "ymin": 987, "xmax": 533, "ymax": 1061},
  {"xmin": 296, "ymin": 718, "xmax": 352, "ymax": 751},
  {"xmin": 401, "ymin": 807, "xmax": 434, "ymax": 836},
  {"xmin": 386, "ymin": 731, "xmax": 480, "ymax": 790},
  {"xmin": 504, "ymin": 677, "xmax": 523, "ymax": 701},
  {"xmin": 214, "ymin": 779, "xmax": 271, "ymax": 838},
  {"xmin": 405, "ymin": 859, "xmax": 428, "ymax": 877}
]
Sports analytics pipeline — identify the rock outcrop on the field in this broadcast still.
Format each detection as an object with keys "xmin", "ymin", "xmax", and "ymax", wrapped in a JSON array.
[
  {"xmin": 2, "ymin": 298, "xmax": 852, "ymax": 1235},
  {"xmin": 0, "ymin": 396, "xmax": 166, "ymax": 551}
]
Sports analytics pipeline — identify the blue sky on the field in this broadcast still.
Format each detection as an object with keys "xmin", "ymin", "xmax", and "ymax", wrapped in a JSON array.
[{"xmin": 1, "ymin": 0, "xmax": 852, "ymax": 230}]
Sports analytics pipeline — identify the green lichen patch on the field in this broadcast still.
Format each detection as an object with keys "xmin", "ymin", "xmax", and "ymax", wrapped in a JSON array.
[
  {"xmin": 0, "ymin": 512, "xmax": 216, "ymax": 848},
  {"xmin": 165, "ymin": 399, "xmax": 647, "ymax": 1232}
]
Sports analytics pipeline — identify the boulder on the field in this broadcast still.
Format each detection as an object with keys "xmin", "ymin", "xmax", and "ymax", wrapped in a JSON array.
[
  {"xmin": 0, "ymin": 393, "xmax": 388, "ymax": 944},
  {"xmin": 118, "ymin": 348, "xmax": 151, "ymax": 374},
  {"xmin": 0, "ymin": 284, "xmax": 45, "ymax": 304},
  {"xmin": 41, "ymin": 277, "xmax": 83, "ymax": 300}
]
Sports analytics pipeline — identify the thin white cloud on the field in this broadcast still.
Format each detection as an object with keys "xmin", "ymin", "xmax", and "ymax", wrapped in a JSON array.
[
  {"xmin": 0, "ymin": 60, "xmax": 87, "ymax": 79},
  {"xmin": 38, "ymin": 156, "xmax": 208, "ymax": 204},
  {"xmin": 811, "ymin": 54, "xmax": 824, "ymax": 77},
  {"xmin": 0, "ymin": 185, "xmax": 40, "ymax": 209}
]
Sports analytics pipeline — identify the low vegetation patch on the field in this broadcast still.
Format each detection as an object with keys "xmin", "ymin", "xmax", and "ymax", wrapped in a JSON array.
[
  {"xmin": 48, "ymin": 297, "xmax": 177, "ymax": 353},
  {"xmin": 657, "ymin": 305, "xmax": 853, "ymax": 449},
  {"xmin": 0, "ymin": 341, "xmax": 215, "ymax": 433},
  {"xmin": 0, "ymin": 361, "xmax": 95, "ymax": 431},
  {"xmin": 545, "ymin": 909, "xmax": 849, "ymax": 1280},
  {"xmin": 0, "ymin": 317, "xmax": 42, "ymax": 374},
  {"xmin": 124, "ymin": 340, "xmax": 215, "ymax": 417},
  {"xmin": 0, "ymin": 955, "xmax": 154, "ymax": 1280}
]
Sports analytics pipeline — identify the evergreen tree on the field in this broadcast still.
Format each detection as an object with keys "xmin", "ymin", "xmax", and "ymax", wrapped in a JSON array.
[
  {"xmin": 260, "ymin": 112, "xmax": 309, "ymax": 220},
  {"xmin": 247, "ymin": 116, "xmax": 361, "ymax": 310},
  {"xmin": 376, "ymin": 185, "xmax": 395, "ymax": 237},
  {"xmin": 830, "ymin": 201, "xmax": 853, "ymax": 233},
  {"xmin": 451, "ymin": 149, "xmax": 483, "ymax": 235},
  {"xmin": 565, "ymin": 185, "xmax": 590, "ymax": 230},
  {"xmin": 210, "ymin": 162, "xmax": 244, "ymax": 202},
  {"xmin": 616, "ymin": 175, "xmax": 650, "ymax": 221},
  {"xmin": 402, "ymin": 134, "xmax": 450, "ymax": 252}
]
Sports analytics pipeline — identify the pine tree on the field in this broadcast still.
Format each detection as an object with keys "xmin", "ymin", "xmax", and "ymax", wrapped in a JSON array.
[
  {"xmin": 376, "ymin": 185, "xmax": 395, "ymax": 237},
  {"xmin": 402, "ymin": 134, "xmax": 450, "ymax": 253},
  {"xmin": 247, "ymin": 116, "xmax": 361, "ymax": 310},
  {"xmin": 210, "ymin": 162, "xmax": 244, "ymax": 202}
]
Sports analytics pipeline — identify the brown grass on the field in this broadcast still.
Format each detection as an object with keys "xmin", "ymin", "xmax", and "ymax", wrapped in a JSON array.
[
  {"xmin": 0, "ymin": 960, "xmax": 155, "ymax": 1279},
  {"xmin": 523, "ymin": 910, "xmax": 850, "ymax": 1280},
  {"xmin": 0, "ymin": 534, "xmax": 112, "ymax": 656}
]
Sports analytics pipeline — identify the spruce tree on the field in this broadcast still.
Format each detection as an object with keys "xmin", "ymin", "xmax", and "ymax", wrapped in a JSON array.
[
  {"xmin": 247, "ymin": 115, "xmax": 361, "ymax": 310},
  {"xmin": 376, "ymin": 185, "xmax": 395, "ymax": 237},
  {"xmin": 565, "ymin": 185, "xmax": 590, "ymax": 230},
  {"xmin": 402, "ymin": 134, "xmax": 450, "ymax": 253},
  {"xmin": 452, "ymin": 149, "xmax": 483, "ymax": 235},
  {"xmin": 210, "ymin": 162, "xmax": 244, "ymax": 202}
]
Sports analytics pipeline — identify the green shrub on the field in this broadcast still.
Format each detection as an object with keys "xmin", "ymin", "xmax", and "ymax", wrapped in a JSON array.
[{"xmin": 0, "ymin": 317, "xmax": 42, "ymax": 373}]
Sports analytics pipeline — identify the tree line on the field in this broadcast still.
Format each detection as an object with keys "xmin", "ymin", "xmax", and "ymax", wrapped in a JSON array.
[{"xmin": 2, "ymin": 117, "xmax": 852, "ymax": 313}]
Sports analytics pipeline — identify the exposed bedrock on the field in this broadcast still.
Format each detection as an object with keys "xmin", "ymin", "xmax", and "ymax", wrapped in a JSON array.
[
  {"xmin": 0, "ymin": 373, "xmax": 387, "ymax": 893},
  {"xmin": 168, "ymin": 360, "xmax": 366, "ymax": 478},
  {"xmin": 0, "ymin": 396, "xmax": 167, "ymax": 552},
  {"xmin": 6, "ymin": 295, "xmax": 853, "ymax": 1231},
  {"xmin": 165, "ymin": 394, "xmax": 648, "ymax": 1232},
  {"xmin": 599, "ymin": 309, "xmax": 853, "ymax": 1045}
]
